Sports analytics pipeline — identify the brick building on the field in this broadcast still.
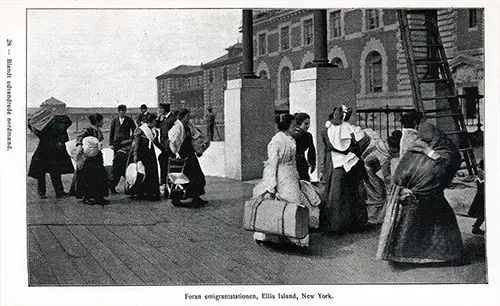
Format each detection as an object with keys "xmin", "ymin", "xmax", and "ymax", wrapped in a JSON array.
[
  {"xmin": 201, "ymin": 43, "xmax": 243, "ymax": 124},
  {"xmin": 156, "ymin": 8, "xmax": 483, "ymax": 126},
  {"xmin": 156, "ymin": 65, "xmax": 205, "ymax": 123}
]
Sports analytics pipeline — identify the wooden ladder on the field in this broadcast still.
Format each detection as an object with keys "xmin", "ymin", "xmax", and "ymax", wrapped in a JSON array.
[{"xmin": 397, "ymin": 9, "xmax": 478, "ymax": 175}]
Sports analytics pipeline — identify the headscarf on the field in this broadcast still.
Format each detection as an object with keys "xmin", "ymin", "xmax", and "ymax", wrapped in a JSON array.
[{"xmin": 417, "ymin": 121, "xmax": 444, "ymax": 148}]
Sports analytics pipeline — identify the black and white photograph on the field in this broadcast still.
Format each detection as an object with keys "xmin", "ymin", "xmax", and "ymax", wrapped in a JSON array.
[{"xmin": 1, "ymin": 1, "xmax": 500, "ymax": 306}]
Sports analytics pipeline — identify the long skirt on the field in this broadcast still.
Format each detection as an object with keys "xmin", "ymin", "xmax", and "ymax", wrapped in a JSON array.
[
  {"xmin": 70, "ymin": 153, "xmax": 109, "ymax": 199},
  {"xmin": 184, "ymin": 154, "xmax": 206, "ymax": 198},
  {"xmin": 133, "ymin": 148, "xmax": 160, "ymax": 198},
  {"xmin": 319, "ymin": 159, "xmax": 368, "ymax": 233},
  {"xmin": 364, "ymin": 167, "xmax": 387, "ymax": 224},
  {"xmin": 377, "ymin": 186, "xmax": 464, "ymax": 263},
  {"xmin": 296, "ymin": 155, "xmax": 310, "ymax": 181}
]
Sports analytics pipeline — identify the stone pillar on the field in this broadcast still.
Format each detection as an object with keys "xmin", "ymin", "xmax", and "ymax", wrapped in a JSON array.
[
  {"xmin": 224, "ymin": 79, "xmax": 274, "ymax": 181},
  {"xmin": 313, "ymin": 10, "xmax": 329, "ymax": 67},
  {"xmin": 241, "ymin": 9, "xmax": 255, "ymax": 78},
  {"xmin": 223, "ymin": 9, "xmax": 274, "ymax": 181},
  {"xmin": 289, "ymin": 67, "xmax": 355, "ymax": 182}
]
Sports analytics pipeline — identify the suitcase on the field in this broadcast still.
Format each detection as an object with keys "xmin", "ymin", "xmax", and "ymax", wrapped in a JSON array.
[{"xmin": 243, "ymin": 195, "xmax": 309, "ymax": 239}]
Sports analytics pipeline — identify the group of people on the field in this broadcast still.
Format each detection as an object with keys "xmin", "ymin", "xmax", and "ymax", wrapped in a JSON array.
[
  {"xmin": 29, "ymin": 103, "xmax": 208, "ymax": 207},
  {"xmin": 251, "ymin": 106, "xmax": 484, "ymax": 265}
]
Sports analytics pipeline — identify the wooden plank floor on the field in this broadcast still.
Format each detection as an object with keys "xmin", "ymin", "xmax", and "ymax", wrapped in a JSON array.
[{"xmin": 27, "ymin": 175, "xmax": 487, "ymax": 286}]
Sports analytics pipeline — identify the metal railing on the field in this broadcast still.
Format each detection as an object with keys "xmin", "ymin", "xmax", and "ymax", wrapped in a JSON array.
[
  {"xmin": 457, "ymin": 94, "xmax": 483, "ymax": 132},
  {"xmin": 356, "ymin": 105, "xmax": 415, "ymax": 139}
]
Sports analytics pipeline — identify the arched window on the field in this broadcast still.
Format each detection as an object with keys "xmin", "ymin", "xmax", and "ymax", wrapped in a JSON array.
[
  {"xmin": 303, "ymin": 62, "xmax": 315, "ymax": 69},
  {"xmin": 280, "ymin": 67, "xmax": 291, "ymax": 100},
  {"xmin": 331, "ymin": 57, "xmax": 344, "ymax": 68},
  {"xmin": 259, "ymin": 70, "xmax": 268, "ymax": 79},
  {"xmin": 366, "ymin": 51, "xmax": 382, "ymax": 93}
]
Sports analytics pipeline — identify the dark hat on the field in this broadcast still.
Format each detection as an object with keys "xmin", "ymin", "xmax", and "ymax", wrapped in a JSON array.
[
  {"xmin": 118, "ymin": 104, "xmax": 127, "ymax": 111},
  {"xmin": 140, "ymin": 104, "xmax": 147, "ymax": 109}
]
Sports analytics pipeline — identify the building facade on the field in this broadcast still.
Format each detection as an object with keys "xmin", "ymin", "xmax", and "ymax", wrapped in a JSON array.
[
  {"xmin": 156, "ymin": 9, "xmax": 483, "ymax": 125},
  {"xmin": 201, "ymin": 43, "xmax": 243, "ymax": 124},
  {"xmin": 156, "ymin": 65, "xmax": 205, "ymax": 123},
  {"xmin": 251, "ymin": 9, "xmax": 483, "ymax": 115}
]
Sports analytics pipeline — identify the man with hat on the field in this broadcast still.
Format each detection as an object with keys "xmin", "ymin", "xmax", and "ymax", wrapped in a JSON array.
[
  {"xmin": 109, "ymin": 104, "xmax": 136, "ymax": 193},
  {"xmin": 136, "ymin": 104, "xmax": 149, "ymax": 127},
  {"xmin": 156, "ymin": 103, "xmax": 177, "ymax": 196}
]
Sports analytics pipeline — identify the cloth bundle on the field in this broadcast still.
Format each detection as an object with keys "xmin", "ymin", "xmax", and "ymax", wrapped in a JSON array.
[{"xmin": 82, "ymin": 136, "xmax": 101, "ymax": 158}]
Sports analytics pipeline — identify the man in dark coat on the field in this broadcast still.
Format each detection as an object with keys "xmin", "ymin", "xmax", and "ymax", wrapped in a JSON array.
[
  {"xmin": 136, "ymin": 104, "xmax": 149, "ymax": 127},
  {"xmin": 28, "ymin": 115, "xmax": 74, "ymax": 199},
  {"xmin": 109, "ymin": 104, "xmax": 136, "ymax": 193},
  {"xmin": 156, "ymin": 103, "xmax": 177, "ymax": 195}
]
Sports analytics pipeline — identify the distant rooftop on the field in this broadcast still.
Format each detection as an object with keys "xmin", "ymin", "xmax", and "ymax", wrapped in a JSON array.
[
  {"xmin": 156, "ymin": 65, "xmax": 203, "ymax": 79},
  {"xmin": 41, "ymin": 97, "xmax": 66, "ymax": 106}
]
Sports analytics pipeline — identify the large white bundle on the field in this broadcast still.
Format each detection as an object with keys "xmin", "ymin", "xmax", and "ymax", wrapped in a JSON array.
[
  {"xmin": 82, "ymin": 136, "xmax": 101, "ymax": 158},
  {"xmin": 102, "ymin": 148, "xmax": 114, "ymax": 167}
]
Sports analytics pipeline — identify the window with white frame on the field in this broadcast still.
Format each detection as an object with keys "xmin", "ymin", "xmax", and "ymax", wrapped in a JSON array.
[
  {"xmin": 280, "ymin": 26, "xmax": 290, "ymax": 50},
  {"xmin": 303, "ymin": 19, "xmax": 313, "ymax": 45},
  {"xmin": 280, "ymin": 67, "xmax": 291, "ymax": 100},
  {"xmin": 366, "ymin": 9, "xmax": 381, "ymax": 30},
  {"xmin": 331, "ymin": 57, "xmax": 344, "ymax": 68},
  {"xmin": 366, "ymin": 51, "xmax": 383, "ymax": 93},
  {"xmin": 258, "ymin": 33, "xmax": 267, "ymax": 55},
  {"xmin": 330, "ymin": 10, "xmax": 342, "ymax": 38}
]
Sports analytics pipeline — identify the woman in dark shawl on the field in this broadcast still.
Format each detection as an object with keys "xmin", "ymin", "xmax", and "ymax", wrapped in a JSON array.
[
  {"xmin": 69, "ymin": 113, "xmax": 109, "ymax": 205},
  {"xmin": 126, "ymin": 113, "xmax": 162, "ymax": 201},
  {"xmin": 28, "ymin": 114, "xmax": 74, "ymax": 199},
  {"xmin": 292, "ymin": 112, "xmax": 316, "ymax": 181},
  {"xmin": 377, "ymin": 121, "xmax": 464, "ymax": 264},
  {"xmin": 319, "ymin": 108, "xmax": 368, "ymax": 233}
]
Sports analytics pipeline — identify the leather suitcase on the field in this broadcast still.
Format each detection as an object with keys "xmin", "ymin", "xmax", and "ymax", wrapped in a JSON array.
[{"xmin": 243, "ymin": 196, "xmax": 309, "ymax": 239}]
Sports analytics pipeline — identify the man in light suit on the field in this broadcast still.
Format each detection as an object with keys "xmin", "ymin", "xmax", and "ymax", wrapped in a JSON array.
[
  {"xmin": 156, "ymin": 103, "xmax": 177, "ymax": 196},
  {"xmin": 109, "ymin": 104, "xmax": 136, "ymax": 193}
]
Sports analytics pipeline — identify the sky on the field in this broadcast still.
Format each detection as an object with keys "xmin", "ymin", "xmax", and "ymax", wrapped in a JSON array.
[{"xmin": 27, "ymin": 9, "xmax": 242, "ymax": 108}]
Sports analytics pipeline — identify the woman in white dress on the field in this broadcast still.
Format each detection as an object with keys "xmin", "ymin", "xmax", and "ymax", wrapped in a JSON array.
[{"xmin": 252, "ymin": 114, "xmax": 320, "ymax": 249}]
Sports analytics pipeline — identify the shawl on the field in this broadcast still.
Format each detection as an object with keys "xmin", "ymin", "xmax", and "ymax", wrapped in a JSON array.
[
  {"xmin": 139, "ymin": 123, "xmax": 156, "ymax": 149},
  {"xmin": 168, "ymin": 119, "xmax": 186, "ymax": 154}
]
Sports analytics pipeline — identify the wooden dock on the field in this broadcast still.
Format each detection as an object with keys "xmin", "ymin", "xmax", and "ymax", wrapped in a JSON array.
[{"xmin": 27, "ymin": 175, "xmax": 487, "ymax": 286}]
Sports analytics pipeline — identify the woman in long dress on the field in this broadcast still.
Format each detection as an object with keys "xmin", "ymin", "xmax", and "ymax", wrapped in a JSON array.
[
  {"xmin": 70, "ymin": 113, "xmax": 109, "ymax": 205},
  {"xmin": 126, "ymin": 113, "xmax": 162, "ymax": 201},
  {"xmin": 252, "ymin": 114, "xmax": 322, "ymax": 249},
  {"xmin": 377, "ymin": 121, "xmax": 464, "ymax": 264},
  {"xmin": 319, "ymin": 108, "xmax": 368, "ymax": 233},
  {"xmin": 168, "ymin": 108, "xmax": 207, "ymax": 206},
  {"xmin": 292, "ymin": 113, "xmax": 316, "ymax": 182}
]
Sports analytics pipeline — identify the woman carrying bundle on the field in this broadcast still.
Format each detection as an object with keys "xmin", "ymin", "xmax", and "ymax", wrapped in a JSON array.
[
  {"xmin": 127, "ymin": 113, "xmax": 162, "ymax": 201},
  {"xmin": 377, "ymin": 121, "xmax": 464, "ymax": 264},
  {"xmin": 70, "ymin": 113, "xmax": 109, "ymax": 205},
  {"xmin": 251, "ymin": 114, "xmax": 322, "ymax": 250},
  {"xmin": 168, "ymin": 108, "xmax": 207, "ymax": 207}
]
